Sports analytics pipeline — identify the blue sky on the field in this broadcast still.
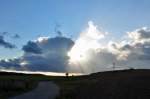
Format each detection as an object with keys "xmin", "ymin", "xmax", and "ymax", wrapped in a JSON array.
[{"xmin": 0, "ymin": 0, "xmax": 150, "ymax": 59}]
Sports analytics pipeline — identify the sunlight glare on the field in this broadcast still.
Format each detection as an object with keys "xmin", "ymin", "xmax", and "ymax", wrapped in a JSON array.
[{"xmin": 68, "ymin": 21, "xmax": 105, "ymax": 64}]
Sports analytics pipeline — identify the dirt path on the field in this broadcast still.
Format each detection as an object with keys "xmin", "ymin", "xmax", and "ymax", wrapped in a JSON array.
[{"xmin": 10, "ymin": 81, "xmax": 59, "ymax": 99}]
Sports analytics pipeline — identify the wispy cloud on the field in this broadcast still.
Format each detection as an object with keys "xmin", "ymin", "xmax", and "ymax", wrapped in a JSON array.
[
  {"xmin": 12, "ymin": 34, "xmax": 20, "ymax": 39},
  {"xmin": 0, "ymin": 35, "xmax": 16, "ymax": 49}
]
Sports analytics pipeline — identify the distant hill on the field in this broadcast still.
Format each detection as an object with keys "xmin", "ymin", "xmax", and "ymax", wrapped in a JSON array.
[
  {"xmin": 1, "ymin": 69, "xmax": 150, "ymax": 99},
  {"xmin": 0, "ymin": 71, "xmax": 29, "ymax": 75},
  {"xmin": 67, "ymin": 69, "xmax": 150, "ymax": 99},
  {"xmin": 0, "ymin": 70, "xmax": 44, "ymax": 76}
]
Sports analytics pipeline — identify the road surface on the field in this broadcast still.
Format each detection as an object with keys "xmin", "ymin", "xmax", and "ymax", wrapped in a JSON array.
[{"xmin": 10, "ymin": 81, "xmax": 59, "ymax": 99}]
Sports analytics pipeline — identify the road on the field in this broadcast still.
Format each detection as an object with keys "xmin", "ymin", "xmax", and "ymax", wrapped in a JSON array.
[{"xmin": 10, "ymin": 81, "xmax": 59, "ymax": 99}]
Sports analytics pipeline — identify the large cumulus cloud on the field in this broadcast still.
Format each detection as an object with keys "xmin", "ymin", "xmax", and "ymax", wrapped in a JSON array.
[
  {"xmin": 94, "ymin": 27, "xmax": 150, "ymax": 72},
  {"xmin": 114, "ymin": 27, "xmax": 150, "ymax": 67},
  {"xmin": 0, "ymin": 22, "xmax": 150, "ymax": 73},
  {"xmin": 22, "ymin": 41, "xmax": 42, "ymax": 54},
  {"xmin": 128, "ymin": 27, "xmax": 150, "ymax": 42},
  {"xmin": 68, "ymin": 24, "xmax": 150, "ymax": 73},
  {"xmin": 0, "ymin": 36, "xmax": 74, "ymax": 72},
  {"xmin": 21, "ymin": 36, "xmax": 74, "ymax": 72}
]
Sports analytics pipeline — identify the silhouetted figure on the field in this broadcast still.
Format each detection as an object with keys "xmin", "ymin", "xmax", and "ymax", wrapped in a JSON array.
[
  {"xmin": 129, "ymin": 67, "xmax": 134, "ymax": 70},
  {"xmin": 65, "ymin": 72, "xmax": 69, "ymax": 77}
]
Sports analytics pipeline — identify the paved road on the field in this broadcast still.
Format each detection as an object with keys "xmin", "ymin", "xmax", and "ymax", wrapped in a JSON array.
[{"xmin": 10, "ymin": 81, "xmax": 59, "ymax": 99}]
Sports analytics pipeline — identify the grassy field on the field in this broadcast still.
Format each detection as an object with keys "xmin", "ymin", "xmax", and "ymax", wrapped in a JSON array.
[
  {"xmin": 0, "ymin": 71, "xmax": 83, "ymax": 99},
  {"xmin": 1, "ymin": 69, "xmax": 150, "ymax": 99}
]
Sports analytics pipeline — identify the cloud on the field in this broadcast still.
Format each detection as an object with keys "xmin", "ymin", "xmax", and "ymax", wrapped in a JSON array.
[
  {"xmin": 0, "ymin": 35, "xmax": 16, "ymax": 49},
  {"xmin": 103, "ymin": 27, "xmax": 150, "ymax": 70},
  {"xmin": 0, "ymin": 32, "xmax": 20, "ymax": 39},
  {"xmin": 12, "ymin": 34, "xmax": 20, "ymax": 39},
  {"xmin": 22, "ymin": 41, "xmax": 42, "ymax": 54},
  {"xmin": 127, "ymin": 27, "xmax": 150, "ymax": 43},
  {"xmin": 22, "ymin": 36, "xmax": 74, "ymax": 72},
  {"xmin": 0, "ymin": 32, "xmax": 9, "ymax": 36},
  {"xmin": 1, "ymin": 21, "xmax": 150, "ymax": 73},
  {"xmin": 0, "ymin": 36, "xmax": 74, "ymax": 72},
  {"xmin": 0, "ymin": 58, "xmax": 21, "ymax": 70},
  {"xmin": 68, "ymin": 22, "xmax": 150, "ymax": 73}
]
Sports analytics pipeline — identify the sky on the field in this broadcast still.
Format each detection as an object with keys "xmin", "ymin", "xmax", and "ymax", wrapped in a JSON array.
[{"xmin": 0, "ymin": 0, "xmax": 150, "ymax": 73}]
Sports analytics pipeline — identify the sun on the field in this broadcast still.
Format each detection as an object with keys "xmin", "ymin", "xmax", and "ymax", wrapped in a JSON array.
[
  {"xmin": 68, "ymin": 39, "xmax": 87, "ymax": 63},
  {"xmin": 68, "ymin": 51, "xmax": 83, "ymax": 62},
  {"xmin": 68, "ymin": 21, "xmax": 104, "ymax": 64}
]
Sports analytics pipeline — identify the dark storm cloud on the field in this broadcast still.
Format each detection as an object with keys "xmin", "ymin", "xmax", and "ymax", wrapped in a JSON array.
[
  {"xmin": 22, "ymin": 41, "xmax": 42, "ymax": 54},
  {"xmin": 38, "ymin": 36, "xmax": 74, "ymax": 52},
  {"xmin": 0, "ymin": 35, "xmax": 16, "ymax": 49},
  {"xmin": 0, "ymin": 36, "xmax": 74, "ymax": 72},
  {"xmin": 21, "ymin": 54, "xmax": 69, "ymax": 72},
  {"xmin": 21, "ymin": 36, "xmax": 74, "ymax": 72},
  {"xmin": 0, "ymin": 58, "xmax": 21, "ymax": 69}
]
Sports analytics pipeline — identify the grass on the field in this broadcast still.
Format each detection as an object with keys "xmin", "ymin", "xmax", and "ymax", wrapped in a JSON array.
[
  {"xmin": 1, "ymin": 69, "xmax": 150, "ymax": 99},
  {"xmin": 0, "ymin": 72, "xmax": 81, "ymax": 99},
  {"xmin": 0, "ymin": 79, "xmax": 38, "ymax": 99}
]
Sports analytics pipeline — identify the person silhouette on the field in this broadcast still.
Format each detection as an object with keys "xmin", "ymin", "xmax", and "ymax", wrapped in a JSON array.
[{"xmin": 65, "ymin": 72, "xmax": 69, "ymax": 77}]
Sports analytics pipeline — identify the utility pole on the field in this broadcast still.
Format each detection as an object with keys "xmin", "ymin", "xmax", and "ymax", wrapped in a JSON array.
[{"xmin": 113, "ymin": 62, "xmax": 115, "ymax": 71}]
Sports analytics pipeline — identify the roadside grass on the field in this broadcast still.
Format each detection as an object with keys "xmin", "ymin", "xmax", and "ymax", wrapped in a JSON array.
[
  {"xmin": 0, "ymin": 79, "xmax": 38, "ymax": 99},
  {"xmin": 0, "ymin": 73, "xmax": 85, "ymax": 99},
  {"xmin": 1, "ymin": 69, "xmax": 150, "ymax": 99}
]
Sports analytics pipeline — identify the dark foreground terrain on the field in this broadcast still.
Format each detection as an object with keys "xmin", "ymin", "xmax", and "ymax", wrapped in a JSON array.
[
  {"xmin": 69, "ymin": 69, "xmax": 150, "ymax": 99},
  {"xmin": 0, "ymin": 69, "xmax": 150, "ymax": 99}
]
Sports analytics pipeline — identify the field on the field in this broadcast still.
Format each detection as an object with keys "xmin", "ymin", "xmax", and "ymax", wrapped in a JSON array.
[{"xmin": 1, "ymin": 69, "xmax": 150, "ymax": 99}]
